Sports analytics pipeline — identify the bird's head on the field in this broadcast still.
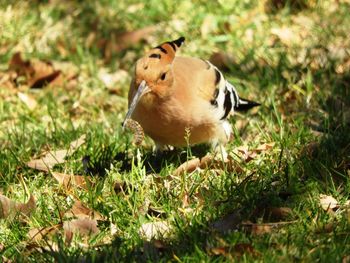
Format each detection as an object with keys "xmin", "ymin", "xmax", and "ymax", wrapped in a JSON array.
[{"xmin": 124, "ymin": 37, "xmax": 185, "ymax": 125}]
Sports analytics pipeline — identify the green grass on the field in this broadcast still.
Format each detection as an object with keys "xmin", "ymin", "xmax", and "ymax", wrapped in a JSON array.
[{"xmin": 1, "ymin": 0, "xmax": 350, "ymax": 262}]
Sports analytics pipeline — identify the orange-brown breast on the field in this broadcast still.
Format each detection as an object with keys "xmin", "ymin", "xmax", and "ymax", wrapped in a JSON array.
[{"xmin": 130, "ymin": 56, "xmax": 226, "ymax": 146}]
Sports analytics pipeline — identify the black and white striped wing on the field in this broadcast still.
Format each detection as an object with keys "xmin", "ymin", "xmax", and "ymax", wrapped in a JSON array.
[{"xmin": 208, "ymin": 61, "xmax": 260, "ymax": 119}]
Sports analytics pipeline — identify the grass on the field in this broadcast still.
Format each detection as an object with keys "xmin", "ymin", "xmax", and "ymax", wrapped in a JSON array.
[{"xmin": 0, "ymin": 0, "xmax": 350, "ymax": 262}]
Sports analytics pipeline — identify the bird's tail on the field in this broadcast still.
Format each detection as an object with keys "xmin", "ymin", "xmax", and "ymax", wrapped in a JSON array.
[{"xmin": 234, "ymin": 98, "xmax": 261, "ymax": 112}]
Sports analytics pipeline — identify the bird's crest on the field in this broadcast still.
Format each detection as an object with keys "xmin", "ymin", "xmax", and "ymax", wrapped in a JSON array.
[{"xmin": 147, "ymin": 37, "xmax": 185, "ymax": 64}]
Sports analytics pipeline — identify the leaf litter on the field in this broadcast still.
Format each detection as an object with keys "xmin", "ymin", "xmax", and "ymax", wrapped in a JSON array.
[
  {"xmin": 8, "ymin": 52, "xmax": 61, "ymax": 89},
  {"xmin": 139, "ymin": 220, "xmax": 172, "ymax": 241},
  {"xmin": 27, "ymin": 134, "xmax": 86, "ymax": 172},
  {"xmin": 51, "ymin": 172, "xmax": 90, "ymax": 190},
  {"xmin": 27, "ymin": 200, "xmax": 103, "ymax": 248},
  {"xmin": 0, "ymin": 194, "xmax": 36, "ymax": 219},
  {"xmin": 172, "ymin": 142, "xmax": 275, "ymax": 176}
]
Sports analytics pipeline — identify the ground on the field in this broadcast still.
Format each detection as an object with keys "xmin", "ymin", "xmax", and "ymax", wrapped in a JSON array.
[{"xmin": 0, "ymin": 0, "xmax": 349, "ymax": 262}]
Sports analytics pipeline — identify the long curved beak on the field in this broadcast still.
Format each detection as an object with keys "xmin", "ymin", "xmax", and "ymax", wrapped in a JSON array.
[{"xmin": 123, "ymin": 80, "xmax": 149, "ymax": 129}]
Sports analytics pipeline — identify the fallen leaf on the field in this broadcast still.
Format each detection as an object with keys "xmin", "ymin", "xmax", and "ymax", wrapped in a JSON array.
[
  {"xmin": 209, "ymin": 243, "xmax": 259, "ymax": 259},
  {"xmin": 8, "ymin": 52, "xmax": 61, "ymax": 89},
  {"xmin": 265, "ymin": 207, "xmax": 293, "ymax": 221},
  {"xmin": 17, "ymin": 92, "xmax": 37, "ymax": 110},
  {"xmin": 0, "ymin": 71, "xmax": 17, "ymax": 90},
  {"xmin": 182, "ymin": 192, "xmax": 190, "ymax": 208},
  {"xmin": 63, "ymin": 218, "xmax": 99, "ymax": 244},
  {"xmin": 102, "ymin": 26, "xmax": 157, "ymax": 61},
  {"xmin": 173, "ymin": 158, "xmax": 200, "ymax": 176},
  {"xmin": 27, "ymin": 134, "xmax": 86, "ymax": 172},
  {"xmin": 301, "ymin": 141, "xmax": 319, "ymax": 157},
  {"xmin": 8, "ymin": 52, "xmax": 33, "ymax": 78},
  {"xmin": 51, "ymin": 172, "xmax": 90, "ymax": 190},
  {"xmin": 65, "ymin": 200, "xmax": 104, "ymax": 220},
  {"xmin": 232, "ymin": 243, "xmax": 260, "ymax": 258},
  {"xmin": 209, "ymin": 52, "xmax": 236, "ymax": 71},
  {"xmin": 319, "ymin": 194, "xmax": 339, "ymax": 211},
  {"xmin": 271, "ymin": 27, "xmax": 300, "ymax": 46},
  {"xmin": 234, "ymin": 142, "xmax": 275, "ymax": 163},
  {"xmin": 253, "ymin": 142, "xmax": 275, "ymax": 153},
  {"xmin": 28, "ymin": 224, "xmax": 61, "ymax": 243},
  {"xmin": 199, "ymin": 154, "xmax": 214, "ymax": 169},
  {"xmin": 343, "ymin": 255, "xmax": 350, "ymax": 263},
  {"xmin": 139, "ymin": 221, "xmax": 172, "ymax": 241},
  {"xmin": 209, "ymin": 246, "xmax": 231, "ymax": 257},
  {"xmin": 0, "ymin": 194, "xmax": 36, "ymax": 219},
  {"xmin": 114, "ymin": 26, "xmax": 157, "ymax": 52},
  {"xmin": 27, "ymin": 150, "xmax": 68, "ymax": 171},
  {"xmin": 241, "ymin": 221, "xmax": 297, "ymax": 235},
  {"xmin": 114, "ymin": 181, "xmax": 128, "ymax": 195},
  {"xmin": 29, "ymin": 66, "xmax": 61, "ymax": 89},
  {"xmin": 235, "ymin": 145, "xmax": 256, "ymax": 162}
]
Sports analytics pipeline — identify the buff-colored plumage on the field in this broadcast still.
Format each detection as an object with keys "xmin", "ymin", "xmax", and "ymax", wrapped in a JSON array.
[{"xmin": 124, "ymin": 37, "xmax": 259, "ymax": 155}]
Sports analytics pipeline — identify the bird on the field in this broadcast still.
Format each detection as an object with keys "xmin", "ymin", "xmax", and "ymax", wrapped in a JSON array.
[{"xmin": 123, "ymin": 37, "xmax": 259, "ymax": 159}]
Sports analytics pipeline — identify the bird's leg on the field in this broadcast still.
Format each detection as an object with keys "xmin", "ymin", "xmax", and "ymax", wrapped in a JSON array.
[
  {"xmin": 154, "ymin": 143, "xmax": 174, "ymax": 153},
  {"xmin": 153, "ymin": 142, "xmax": 174, "ymax": 159},
  {"xmin": 211, "ymin": 140, "xmax": 228, "ymax": 162}
]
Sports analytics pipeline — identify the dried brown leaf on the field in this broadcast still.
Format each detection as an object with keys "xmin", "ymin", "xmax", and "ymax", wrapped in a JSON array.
[
  {"xmin": 265, "ymin": 207, "xmax": 293, "ymax": 221},
  {"xmin": 17, "ymin": 92, "xmax": 37, "ymax": 110},
  {"xmin": 301, "ymin": 141, "xmax": 319, "ymax": 157},
  {"xmin": 0, "ymin": 71, "xmax": 17, "ymax": 90},
  {"xmin": 173, "ymin": 158, "xmax": 200, "ymax": 176},
  {"xmin": 343, "ymin": 255, "xmax": 350, "ymax": 263},
  {"xmin": 51, "ymin": 172, "xmax": 89, "ymax": 190},
  {"xmin": 27, "ymin": 149, "xmax": 68, "ymax": 171},
  {"xmin": 182, "ymin": 192, "xmax": 190, "ymax": 208},
  {"xmin": 8, "ymin": 53, "xmax": 61, "ymax": 88},
  {"xmin": 102, "ymin": 26, "xmax": 157, "ymax": 61},
  {"xmin": 234, "ymin": 142, "xmax": 275, "ymax": 163},
  {"xmin": 139, "ymin": 221, "xmax": 172, "ymax": 241},
  {"xmin": 63, "ymin": 218, "xmax": 99, "ymax": 244},
  {"xmin": 114, "ymin": 26, "xmax": 157, "ymax": 52},
  {"xmin": 8, "ymin": 52, "xmax": 33, "ymax": 77},
  {"xmin": 209, "ymin": 243, "xmax": 259, "ymax": 259},
  {"xmin": 319, "ymin": 194, "xmax": 339, "ymax": 211},
  {"xmin": 28, "ymin": 225, "xmax": 61, "ymax": 243},
  {"xmin": 233, "ymin": 243, "xmax": 260, "ymax": 257},
  {"xmin": 253, "ymin": 142, "xmax": 275, "ymax": 153},
  {"xmin": 209, "ymin": 52, "xmax": 236, "ymax": 71},
  {"xmin": 114, "ymin": 181, "xmax": 128, "ymax": 195},
  {"xmin": 271, "ymin": 27, "xmax": 300, "ymax": 46},
  {"xmin": 65, "ymin": 200, "xmax": 104, "ymax": 220},
  {"xmin": 29, "ymin": 68, "xmax": 61, "ymax": 89},
  {"xmin": 0, "ymin": 194, "xmax": 36, "ymax": 219},
  {"xmin": 27, "ymin": 135, "xmax": 86, "ymax": 172},
  {"xmin": 210, "ymin": 246, "xmax": 231, "ymax": 257},
  {"xmin": 241, "ymin": 220, "xmax": 297, "ymax": 235}
]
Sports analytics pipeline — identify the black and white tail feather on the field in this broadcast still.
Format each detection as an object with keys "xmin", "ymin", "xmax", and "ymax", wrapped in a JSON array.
[{"xmin": 208, "ymin": 61, "xmax": 260, "ymax": 120}]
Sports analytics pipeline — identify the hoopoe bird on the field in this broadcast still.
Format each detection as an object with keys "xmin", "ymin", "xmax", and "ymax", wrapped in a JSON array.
[{"xmin": 123, "ymin": 37, "xmax": 259, "ymax": 159}]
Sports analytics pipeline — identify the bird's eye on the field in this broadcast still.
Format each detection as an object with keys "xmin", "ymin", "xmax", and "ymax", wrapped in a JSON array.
[{"xmin": 160, "ymin": 72, "xmax": 166, "ymax": 80}]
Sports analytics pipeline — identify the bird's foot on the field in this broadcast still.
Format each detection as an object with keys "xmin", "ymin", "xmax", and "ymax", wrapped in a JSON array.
[{"xmin": 212, "ymin": 144, "xmax": 229, "ymax": 162}]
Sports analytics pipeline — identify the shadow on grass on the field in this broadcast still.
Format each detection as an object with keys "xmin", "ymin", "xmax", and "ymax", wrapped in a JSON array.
[{"xmin": 83, "ymin": 143, "xmax": 211, "ymax": 176}]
